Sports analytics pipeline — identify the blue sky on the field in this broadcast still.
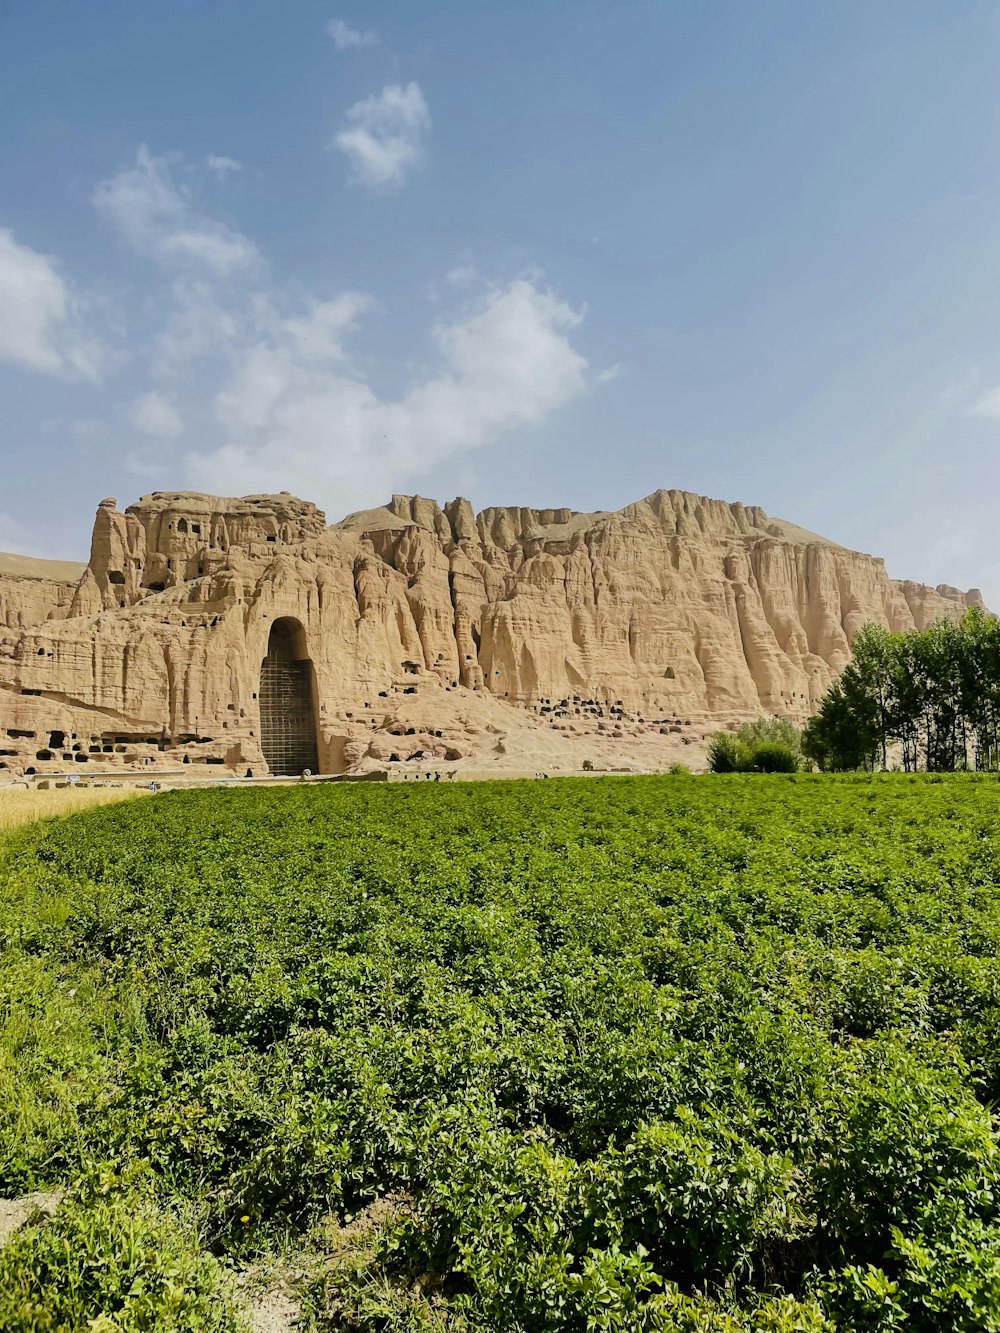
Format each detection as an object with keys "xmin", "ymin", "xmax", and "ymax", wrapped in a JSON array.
[{"xmin": 2, "ymin": 0, "xmax": 1000, "ymax": 602}]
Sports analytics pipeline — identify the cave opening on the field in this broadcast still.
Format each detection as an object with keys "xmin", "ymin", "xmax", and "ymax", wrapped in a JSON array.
[{"xmin": 259, "ymin": 618, "xmax": 319, "ymax": 776}]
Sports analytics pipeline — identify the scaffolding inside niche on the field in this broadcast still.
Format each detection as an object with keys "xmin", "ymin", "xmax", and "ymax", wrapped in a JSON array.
[{"xmin": 259, "ymin": 619, "xmax": 319, "ymax": 775}]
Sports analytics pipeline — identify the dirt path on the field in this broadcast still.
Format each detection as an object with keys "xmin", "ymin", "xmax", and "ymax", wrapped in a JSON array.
[{"xmin": 0, "ymin": 1191, "xmax": 63, "ymax": 1247}]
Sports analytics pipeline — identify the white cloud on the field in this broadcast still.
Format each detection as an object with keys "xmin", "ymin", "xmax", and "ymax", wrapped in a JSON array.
[
  {"xmin": 970, "ymin": 386, "xmax": 1000, "ymax": 421},
  {"xmin": 327, "ymin": 17, "xmax": 378, "ymax": 50},
  {"xmin": 78, "ymin": 144, "xmax": 605, "ymax": 520},
  {"xmin": 445, "ymin": 258, "xmax": 481, "ymax": 288},
  {"xmin": 334, "ymin": 82, "xmax": 430, "ymax": 189},
  {"xmin": 281, "ymin": 292, "xmax": 372, "ymax": 363},
  {"xmin": 595, "ymin": 363, "xmax": 623, "ymax": 384},
  {"xmin": 0, "ymin": 227, "xmax": 108, "ymax": 381},
  {"xmin": 161, "ymin": 227, "xmax": 258, "ymax": 271},
  {"xmin": 128, "ymin": 390, "xmax": 183, "ymax": 438},
  {"xmin": 152, "ymin": 277, "xmax": 246, "ymax": 378},
  {"xmin": 93, "ymin": 146, "xmax": 260, "ymax": 275},
  {"xmin": 186, "ymin": 277, "xmax": 592, "ymax": 511},
  {"xmin": 206, "ymin": 154, "xmax": 243, "ymax": 179}
]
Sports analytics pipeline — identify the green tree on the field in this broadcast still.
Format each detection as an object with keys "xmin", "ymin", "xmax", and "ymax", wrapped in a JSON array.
[
  {"xmin": 735, "ymin": 716, "xmax": 804, "ymax": 764},
  {"xmin": 959, "ymin": 607, "xmax": 1000, "ymax": 770},
  {"xmin": 802, "ymin": 679, "xmax": 877, "ymax": 772},
  {"xmin": 805, "ymin": 611, "xmax": 1000, "ymax": 773},
  {"xmin": 889, "ymin": 631, "xmax": 924, "ymax": 771},
  {"xmin": 850, "ymin": 624, "xmax": 896, "ymax": 769}
]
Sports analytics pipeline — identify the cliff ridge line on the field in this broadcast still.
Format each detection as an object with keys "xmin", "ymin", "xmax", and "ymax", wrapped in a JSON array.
[{"xmin": 0, "ymin": 485, "xmax": 984, "ymax": 779}]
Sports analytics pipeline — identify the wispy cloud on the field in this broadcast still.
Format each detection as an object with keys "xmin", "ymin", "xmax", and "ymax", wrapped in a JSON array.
[
  {"xmin": 280, "ymin": 292, "xmax": 372, "ymax": 364},
  {"xmin": 0, "ymin": 227, "xmax": 109, "ymax": 381},
  {"xmin": 187, "ymin": 278, "xmax": 593, "ymax": 509},
  {"xmin": 71, "ymin": 143, "xmax": 605, "ymax": 520},
  {"xmin": 153, "ymin": 277, "xmax": 243, "ymax": 377},
  {"xmin": 334, "ymin": 82, "xmax": 430, "ymax": 189},
  {"xmin": 445, "ymin": 257, "xmax": 481, "ymax": 288},
  {"xmin": 206, "ymin": 154, "xmax": 243, "ymax": 180},
  {"xmin": 327, "ymin": 17, "xmax": 378, "ymax": 51},
  {"xmin": 128, "ymin": 390, "xmax": 183, "ymax": 438},
  {"xmin": 93, "ymin": 146, "xmax": 260, "ymax": 275},
  {"xmin": 970, "ymin": 385, "xmax": 1000, "ymax": 421}
]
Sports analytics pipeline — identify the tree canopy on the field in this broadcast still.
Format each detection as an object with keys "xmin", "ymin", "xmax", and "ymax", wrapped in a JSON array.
[{"xmin": 803, "ymin": 608, "xmax": 1000, "ymax": 772}]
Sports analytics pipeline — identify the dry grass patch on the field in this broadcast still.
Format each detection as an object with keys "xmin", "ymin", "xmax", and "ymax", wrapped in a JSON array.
[{"xmin": 0, "ymin": 786, "xmax": 146, "ymax": 832}]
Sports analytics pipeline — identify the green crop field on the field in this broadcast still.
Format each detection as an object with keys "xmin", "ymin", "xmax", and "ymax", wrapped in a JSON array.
[{"xmin": 4, "ymin": 775, "xmax": 1000, "ymax": 1330}]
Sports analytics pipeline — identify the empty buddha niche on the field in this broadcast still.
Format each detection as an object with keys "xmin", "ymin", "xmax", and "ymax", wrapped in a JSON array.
[{"xmin": 259, "ymin": 618, "xmax": 319, "ymax": 775}]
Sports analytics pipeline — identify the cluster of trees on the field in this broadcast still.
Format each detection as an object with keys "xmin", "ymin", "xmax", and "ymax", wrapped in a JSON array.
[
  {"xmin": 803, "ymin": 607, "xmax": 1000, "ymax": 772},
  {"xmin": 708, "ymin": 716, "xmax": 804, "ymax": 772}
]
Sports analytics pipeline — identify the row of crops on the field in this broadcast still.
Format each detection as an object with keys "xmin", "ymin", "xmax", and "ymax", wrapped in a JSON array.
[{"xmin": 4, "ymin": 775, "xmax": 1000, "ymax": 1328}]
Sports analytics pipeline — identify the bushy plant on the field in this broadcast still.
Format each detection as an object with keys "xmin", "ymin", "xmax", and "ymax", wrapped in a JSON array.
[
  {"xmin": 0, "ymin": 1187, "xmax": 241, "ymax": 1332},
  {"xmin": 749, "ymin": 742, "xmax": 798, "ymax": 773},
  {"xmin": 736, "ymin": 716, "xmax": 804, "ymax": 761},
  {"xmin": 707, "ymin": 732, "xmax": 749, "ymax": 772},
  {"xmin": 708, "ymin": 717, "xmax": 802, "ymax": 772}
]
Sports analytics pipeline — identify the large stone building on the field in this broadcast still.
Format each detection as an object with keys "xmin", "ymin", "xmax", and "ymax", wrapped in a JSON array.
[{"xmin": 0, "ymin": 488, "xmax": 982, "ymax": 778}]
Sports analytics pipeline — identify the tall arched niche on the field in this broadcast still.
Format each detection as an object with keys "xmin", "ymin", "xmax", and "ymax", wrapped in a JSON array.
[{"xmin": 258, "ymin": 617, "xmax": 319, "ymax": 775}]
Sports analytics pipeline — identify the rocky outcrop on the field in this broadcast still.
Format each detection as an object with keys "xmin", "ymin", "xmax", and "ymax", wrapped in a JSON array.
[
  {"xmin": 0, "ymin": 551, "xmax": 84, "ymax": 633},
  {"xmin": 0, "ymin": 488, "xmax": 984, "ymax": 778}
]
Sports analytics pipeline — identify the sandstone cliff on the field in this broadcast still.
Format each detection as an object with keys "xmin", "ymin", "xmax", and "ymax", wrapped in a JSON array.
[
  {"xmin": 0, "ymin": 552, "xmax": 85, "ymax": 633},
  {"xmin": 0, "ymin": 488, "xmax": 983, "ymax": 779}
]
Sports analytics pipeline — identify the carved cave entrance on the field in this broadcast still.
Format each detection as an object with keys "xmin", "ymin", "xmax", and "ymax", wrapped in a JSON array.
[{"xmin": 259, "ymin": 618, "xmax": 319, "ymax": 775}]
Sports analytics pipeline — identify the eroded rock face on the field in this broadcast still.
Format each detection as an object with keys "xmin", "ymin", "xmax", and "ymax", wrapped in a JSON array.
[{"xmin": 0, "ymin": 488, "xmax": 984, "ymax": 777}]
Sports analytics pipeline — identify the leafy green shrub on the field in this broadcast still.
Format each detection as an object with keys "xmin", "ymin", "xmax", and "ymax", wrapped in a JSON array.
[
  {"xmin": 736, "ymin": 716, "xmax": 804, "ymax": 762},
  {"xmin": 707, "ymin": 732, "xmax": 749, "ymax": 772},
  {"xmin": 0, "ymin": 1187, "xmax": 242, "ymax": 1332},
  {"xmin": 709, "ymin": 719, "xmax": 803, "ymax": 772},
  {"xmin": 749, "ymin": 742, "xmax": 799, "ymax": 773}
]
